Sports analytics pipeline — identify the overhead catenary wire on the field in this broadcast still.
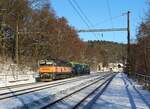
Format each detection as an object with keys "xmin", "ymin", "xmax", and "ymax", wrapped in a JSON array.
[
  {"xmin": 68, "ymin": 0, "xmax": 126, "ymax": 40},
  {"xmin": 72, "ymin": 0, "xmax": 94, "ymax": 28},
  {"xmin": 68, "ymin": 0, "xmax": 90, "ymax": 28},
  {"xmin": 72, "ymin": 0, "xmax": 101, "ymax": 39},
  {"xmin": 68, "ymin": 0, "xmax": 99, "ymax": 40},
  {"xmin": 106, "ymin": 0, "xmax": 113, "ymax": 26},
  {"xmin": 106, "ymin": 0, "xmax": 116, "ymax": 40},
  {"xmin": 94, "ymin": 13, "xmax": 126, "ymax": 26}
]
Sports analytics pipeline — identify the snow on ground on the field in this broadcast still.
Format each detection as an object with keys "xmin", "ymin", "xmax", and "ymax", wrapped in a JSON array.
[
  {"xmin": 0, "ymin": 62, "xmax": 36, "ymax": 87},
  {"xmin": 0, "ymin": 73, "xmax": 103, "ymax": 109},
  {"xmin": 91, "ymin": 73, "xmax": 150, "ymax": 109},
  {"xmin": 49, "ymin": 76, "xmax": 112, "ymax": 109},
  {"xmin": 0, "ymin": 72, "xmax": 149, "ymax": 109}
]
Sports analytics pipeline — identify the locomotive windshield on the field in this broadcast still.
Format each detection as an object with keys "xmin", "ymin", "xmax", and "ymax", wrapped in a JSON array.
[{"xmin": 39, "ymin": 60, "xmax": 56, "ymax": 66}]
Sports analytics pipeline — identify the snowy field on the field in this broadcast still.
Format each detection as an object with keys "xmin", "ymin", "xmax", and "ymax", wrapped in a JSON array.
[{"xmin": 0, "ymin": 73, "xmax": 149, "ymax": 109}]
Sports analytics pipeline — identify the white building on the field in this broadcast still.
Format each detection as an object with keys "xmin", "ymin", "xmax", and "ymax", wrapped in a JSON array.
[{"xmin": 97, "ymin": 62, "xmax": 123, "ymax": 72}]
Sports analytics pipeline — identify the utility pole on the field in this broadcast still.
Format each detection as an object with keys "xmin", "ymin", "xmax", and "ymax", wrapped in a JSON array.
[
  {"xmin": 15, "ymin": 15, "xmax": 19, "ymax": 64},
  {"xmin": 127, "ymin": 11, "xmax": 131, "ymax": 74}
]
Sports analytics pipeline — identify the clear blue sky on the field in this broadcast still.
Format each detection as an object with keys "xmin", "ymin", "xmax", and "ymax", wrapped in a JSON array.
[{"xmin": 51, "ymin": 0, "xmax": 148, "ymax": 43}]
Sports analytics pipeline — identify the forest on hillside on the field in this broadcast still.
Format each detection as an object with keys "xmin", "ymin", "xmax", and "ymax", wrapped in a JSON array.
[
  {"xmin": 0, "ymin": 0, "xmax": 126, "ymax": 71},
  {"xmin": 130, "ymin": 3, "xmax": 150, "ymax": 76},
  {"xmin": 86, "ymin": 40, "xmax": 126, "ymax": 69}
]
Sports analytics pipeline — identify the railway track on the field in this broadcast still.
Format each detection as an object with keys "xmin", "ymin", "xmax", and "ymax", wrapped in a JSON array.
[
  {"xmin": 0, "ymin": 82, "xmax": 39, "ymax": 90},
  {"xmin": 41, "ymin": 73, "xmax": 115, "ymax": 109},
  {"xmin": 0, "ymin": 73, "xmax": 102, "ymax": 90},
  {"xmin": 73, "ymin": 74, "xmax": 115, "ymax": 109},
  {"xmin": 123, "ymin": 74, "xmax": 150, "ymax": 108},
  {"xmin": 0, "ymin": 73, "xmax": 110, "ymax": 100}
]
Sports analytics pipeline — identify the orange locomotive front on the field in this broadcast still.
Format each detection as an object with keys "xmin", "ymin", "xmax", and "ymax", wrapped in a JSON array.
[
  {"xmin": 39, "ymin": 66, "xmax": 56, "ymax": 73},
  {"xmin": 37, "ymin": 59, "xmax": 72, "ymax": 81},
  {"xmin": 39, "ymin": 66, "xmax": 72, "ymax": 74}
]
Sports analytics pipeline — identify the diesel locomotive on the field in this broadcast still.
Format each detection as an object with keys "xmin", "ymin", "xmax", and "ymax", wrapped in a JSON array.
[{"xmin": 35, "ymin": 58, "xmax": 90, "ymax": 82}]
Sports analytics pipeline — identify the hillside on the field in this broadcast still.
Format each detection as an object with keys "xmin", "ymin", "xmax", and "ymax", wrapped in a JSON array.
[
  {"xmin": 0, "ymin": 0, "xmax": 127, "ymax": 71},
  {"xmin": 86, "ymin": 40, "xmax": 127, "ymax": 65}
]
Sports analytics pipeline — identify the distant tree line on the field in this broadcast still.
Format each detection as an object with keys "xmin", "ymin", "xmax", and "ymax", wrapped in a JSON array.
[
  {"xmin": 86, "ymin": 40, "xmax": 126, "ymax": 70},
  {"xmin": 0, "ymin": 0, "xmax": 126, "ymax": 71}
]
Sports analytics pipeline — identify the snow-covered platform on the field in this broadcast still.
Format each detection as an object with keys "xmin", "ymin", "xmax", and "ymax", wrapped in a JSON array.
[{"xmin": 92, "ymin": 73, "xmax": 150, "ymax": 109}]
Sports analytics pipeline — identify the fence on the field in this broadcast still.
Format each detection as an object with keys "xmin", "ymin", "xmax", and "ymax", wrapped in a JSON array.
[{"xmin": 135, "ymin": 73, "xmax": 150, "ymax": 87}]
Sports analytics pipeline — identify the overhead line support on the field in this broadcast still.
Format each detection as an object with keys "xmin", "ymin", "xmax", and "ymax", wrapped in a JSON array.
[
  {"xmin": 78, "ymin": 28, "xmax": 127, "ymax": 33},
  {"xmin": 127, "ymin": 11, "xmax": 131, "ymax": 74},
  {"xmin": 77, "ymin": 11, "xmax": 131, "ymax": 74}
]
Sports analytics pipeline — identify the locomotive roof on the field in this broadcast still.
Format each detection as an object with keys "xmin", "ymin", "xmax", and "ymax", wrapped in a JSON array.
[
  {"xmin": 45, "ymin": 57, "xmax": 69, "ymax": 63},
  {"xmin": 40, "ymin": 57, "xmax": 89, "ymax": 66}
]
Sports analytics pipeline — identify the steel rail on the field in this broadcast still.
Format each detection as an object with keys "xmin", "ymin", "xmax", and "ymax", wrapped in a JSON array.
[
  {"xmin": 73, "ymin": 74, "xmax": 115, "ymax": 109},
  {"xmin": 0, "ymin": 73, "xmax": 106, "ymax": 90},
  {"xmin": 41, "ymin": 73, "xmax": 114, "ymax": 109},
  {"xmin": 0, "ymin": 73, "xmax": 109, "ymax": 100},
  {"xmin": 124, "ymin": 74, "xmax": 150, "ymax": 107},
  {"xmin": 0, "ymin": 73, "xmax": 102, "ymax": 91}
]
